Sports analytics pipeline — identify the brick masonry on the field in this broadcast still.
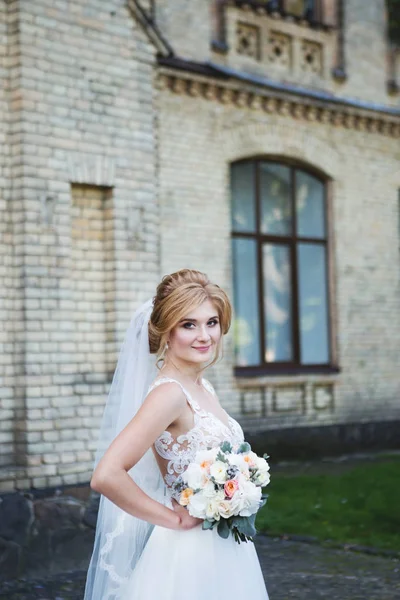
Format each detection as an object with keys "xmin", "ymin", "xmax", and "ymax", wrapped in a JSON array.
[
  {"xmin": 0, "ymin": 0, "xmax": 399, "ymax": 491},
  {"xmin": 0, "ymin": 0, "xmax": 160, "ymax": 491}
]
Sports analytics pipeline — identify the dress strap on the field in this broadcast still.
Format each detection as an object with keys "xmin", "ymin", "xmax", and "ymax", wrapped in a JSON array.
[
  {"xmin": 147, "ymin": 377, "xmax": 200, "ymax": 413},
  {"xmin": 202, "ymin": 378, "xmax": 217, "ymax": 397}
]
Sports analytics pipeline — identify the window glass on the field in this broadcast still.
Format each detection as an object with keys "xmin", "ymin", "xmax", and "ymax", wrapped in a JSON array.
[
  {"xmin": 232, "ymin": 238, "xmax": 260, "ymax": 366},
  {"xmin": 231, "ymin": 162, "xmax": 256, "ymax": 233},
  {"xmin": 263, "ymin": 243, "xmax": 293, "ymax": 362},
  {"xmin": 260, "ymin": 162, "xmax": 292, "ymax": 236},
  {"xmin": 297, "ymin": 243, "xmax": 329, "ymax": 364},
  {"xmin": 296, "ymin": 170, "xmax": 326, "ymax": 239}
]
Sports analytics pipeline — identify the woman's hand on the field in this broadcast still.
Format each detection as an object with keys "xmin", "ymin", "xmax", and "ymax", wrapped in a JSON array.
[{"xmin": 171, "ymin": 498, "xmax": 203, "ymax": 531}]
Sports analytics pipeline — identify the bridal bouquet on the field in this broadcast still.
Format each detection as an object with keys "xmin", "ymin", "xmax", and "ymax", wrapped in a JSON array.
[{"xmin": 172, "ymin": 441, "xmax": 270, "ymax": 543}]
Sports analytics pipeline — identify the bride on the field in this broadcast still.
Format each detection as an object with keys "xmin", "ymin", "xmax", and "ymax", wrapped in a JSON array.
[{"xmin": 84, "ymin": 269, "xmax": 269, "ymax": 599}]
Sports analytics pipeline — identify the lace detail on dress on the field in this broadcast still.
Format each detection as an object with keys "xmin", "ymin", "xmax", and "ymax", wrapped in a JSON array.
[
  {"xmin": 148, "ymin": 377, "xmax": 244, "ymax": 498},
  {"xmin": 99, "ymin": 513, "xmax": 128, "ymax": 584}
]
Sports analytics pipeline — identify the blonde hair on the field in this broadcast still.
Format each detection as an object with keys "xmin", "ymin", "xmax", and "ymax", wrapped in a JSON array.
[{"xmin": 148, "ymin": 269, "xmax": 232, "ymax": 369}]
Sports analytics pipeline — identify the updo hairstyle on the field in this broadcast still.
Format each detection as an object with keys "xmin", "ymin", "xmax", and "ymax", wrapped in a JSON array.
[{"xmin": 148, "ymin": 269, "xmax": 232, "ymax": 367}]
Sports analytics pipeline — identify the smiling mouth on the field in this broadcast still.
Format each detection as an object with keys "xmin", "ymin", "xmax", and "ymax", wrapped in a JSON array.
[{"xmin": 193, "ymin": 346, "xmax": 211, "ymax": 351}]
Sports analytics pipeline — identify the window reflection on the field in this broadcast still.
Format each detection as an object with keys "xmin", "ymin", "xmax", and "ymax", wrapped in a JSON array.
[
  {"xmin": 296, "ymin": 171, "xmax": 325, "ymax": 239},
  {"xmin": 263, "ymin": 244, "xmax": 293, "ymax": 361},
  {"xmin": 231, "ymin": 162, "xmax": 256, "ymax": 233},
  {"xmin": 232, "ymin": 238, "xmax": 260, "ymax": 366},
  {"xmin": 297, "ymin": 243, "xmax": 329, "ymax": 364},
  {"xmin": 260, "ymin": 163, "xmax": 292, "ymax": 236}
]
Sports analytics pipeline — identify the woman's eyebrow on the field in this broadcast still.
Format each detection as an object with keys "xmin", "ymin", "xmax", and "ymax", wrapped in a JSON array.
[{"xmin": 179, "ymin": 315, "xmax": 219, "ymax": 323}]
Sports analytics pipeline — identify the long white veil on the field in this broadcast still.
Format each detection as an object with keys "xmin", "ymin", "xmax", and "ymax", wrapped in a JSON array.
[{"xmin": 84, "ymin": 298, "xmax": 165, "ymax": 600}]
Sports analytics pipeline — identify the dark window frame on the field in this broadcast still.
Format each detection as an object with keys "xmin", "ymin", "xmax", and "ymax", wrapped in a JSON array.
[{"xmin": 231, "ymin": 157, "xmax": 339, "ymax": 377}]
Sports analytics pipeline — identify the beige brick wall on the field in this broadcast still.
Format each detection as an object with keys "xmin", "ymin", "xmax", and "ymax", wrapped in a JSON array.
[
  {"xmin": 0, "ymin": 0, "xmax": 160, "ymax": 491},
  {"xmin": 155, "ymin": 0, "xmax": 212, "ymax": 62},
  {"xmin": 340, "ymin": 0, "xmax": 389, "ymax": 104},
  {"xmin": 0, "ymin": 2, "xmax": 26, "ymax": 484},
  {"xmin": 157, "ymin": 82, "xmax": 400, "ymax": 430},
  {"xmin": 0, "ymin": 4, "xmax": 13, "ymax": 474}
]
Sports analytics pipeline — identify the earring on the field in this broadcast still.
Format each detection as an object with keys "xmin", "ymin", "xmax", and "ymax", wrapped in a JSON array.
[{"xmin": 165, "ymin": 342, "xmax": 169, "ymax": 351}]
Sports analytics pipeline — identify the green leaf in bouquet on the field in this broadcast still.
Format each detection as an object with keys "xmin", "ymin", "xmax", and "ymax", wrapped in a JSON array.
[
  {"xmin": 217, "ymin": 518, "xmax": 231, "ymax": 539},
  {"xmin": 215, "ymin": 451, "xmax": 229, "ymax": 464},
  {"xmin": 263, "ymin": 452, "xmax": 270, "ymax": 460},
  {"xmin": 220, "ymin": 441, "xmax": 233, "ymax": 454},
  {"xmin": 231, "ymin": 515, "xmax": 257, "ymax": 538},
  {"xmin": 237, "ymin": 442, "xmax": 251, "ymax": 454},
  {"xmin": 259, "ymin": 497, "xmax": 267, "ymax": 510},
  {"xmin": 232, "ymin": 527, "xmax": 251, "ymax": 544},
  {"xmin": 202, "ymin": 519, "xmax": 215, "ymax": 531},
  {"xmin": 256, "ymin": 492, "xmax": 268, "ymax": 512}
]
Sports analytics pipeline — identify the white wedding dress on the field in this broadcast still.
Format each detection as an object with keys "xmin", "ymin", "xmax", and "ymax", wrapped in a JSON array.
[{"xmin": 119, "ymin": 377, "xmax": 269, "ymax": 599}]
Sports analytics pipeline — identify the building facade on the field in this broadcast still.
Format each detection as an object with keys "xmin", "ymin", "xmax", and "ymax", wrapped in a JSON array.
[{"xmin": 0, "ymin": 0, "xmax": 399, "ymax": 492}]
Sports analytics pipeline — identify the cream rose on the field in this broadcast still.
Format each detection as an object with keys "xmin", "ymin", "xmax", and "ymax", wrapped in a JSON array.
[
  {"xmin": 185, "ymin": 463, "xmax": 209, "ymax": 490},
  {"xmin": 209, "ymin": 460, "xmax": 228, "ymax": 484},
  {"xmin": 237, "ymin": 478, "xmax": 262, "ymax": 517}
]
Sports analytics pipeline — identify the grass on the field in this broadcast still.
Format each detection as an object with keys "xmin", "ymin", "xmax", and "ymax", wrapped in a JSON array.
[{"xmin": 256, "ymin": 457, "xmax": 400, "ymax": 552}]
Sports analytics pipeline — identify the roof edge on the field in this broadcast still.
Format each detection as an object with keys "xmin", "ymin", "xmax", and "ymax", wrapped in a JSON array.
[
  {"xmin": 158, "ymin": 55, "xmax": 400, "ymax": 118},
  {"xmin": 127, "ymin": 0, "xmax": 174, "ymax": 58}
]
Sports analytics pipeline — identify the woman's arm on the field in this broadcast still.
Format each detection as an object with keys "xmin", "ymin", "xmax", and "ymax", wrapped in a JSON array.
[{"xmin": 91, "ymin": 382, "xmax": 198, "ymax": 530}]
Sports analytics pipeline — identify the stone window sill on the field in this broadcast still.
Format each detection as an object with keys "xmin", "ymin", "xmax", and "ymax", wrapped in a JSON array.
[{"xmin": 234, "ymin": 365, "xmax": 340, "ymax": 388}]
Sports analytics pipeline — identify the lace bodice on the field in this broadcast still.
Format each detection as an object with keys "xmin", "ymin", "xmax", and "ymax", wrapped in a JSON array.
[{"xmin": 149, "ymin": 377, "xmax": 245, "ymax": 499}]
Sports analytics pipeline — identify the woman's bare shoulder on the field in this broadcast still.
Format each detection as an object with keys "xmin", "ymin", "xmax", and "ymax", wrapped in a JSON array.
[{"xmin": 144, "ymin": 378, "xmax": 187, "ymax": 412}]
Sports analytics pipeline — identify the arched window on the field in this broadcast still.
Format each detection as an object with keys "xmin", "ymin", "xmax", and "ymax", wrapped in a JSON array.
[{"xmin": 231, "ymin": 159, "xmax": 333, "ymax": 375}]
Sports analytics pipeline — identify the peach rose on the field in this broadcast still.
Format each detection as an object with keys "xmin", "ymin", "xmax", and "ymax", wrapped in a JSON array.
[
  {"xmin": 243, "ymin": 452, "xmax": 257, "ymax": 468},
  {"xmin": 179, "ymin": 488, "xmax": 194, "ymax": 506},
  {"xmin": 224, "ymin": 479, "xmax": 239, "ymax": 498},
  {"xmin": 200, "ymin": 460, "xmax": 212, "ymax": 472}
]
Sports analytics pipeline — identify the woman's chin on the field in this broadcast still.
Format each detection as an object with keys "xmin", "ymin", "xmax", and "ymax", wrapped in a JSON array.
[{"xmin": 185, "ymin": 349, "xmax": 214, "ymax": 364}]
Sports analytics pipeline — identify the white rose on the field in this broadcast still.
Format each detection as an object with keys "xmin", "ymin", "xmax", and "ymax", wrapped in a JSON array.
[
  {"xmin": 203, "ymin": 481, "xmax": 218, "ymax": 498},
  {"xmin": 255, "ymin": 456, "xmax": 270, "ymax": 472},
  {"xmin": 217, "ymin": 489, "xmax": 242, "ymax": 519},
  {"xmin": 184, "ymin": 463, "xmax": 208, "ymax": 490},
  {"xmin": 196, "ymin": 448, "xmax": 219, "ymax": 464},
  {"xmin": 244, "ymin": 451, "xmax": 259, "ymax": 467},
  {"xmin": 255, "ymin": 470, "xmax": 270, "ymax": 487},
  {"xmin": 228, "ymin": 454, "xmax": 250, "ymax": 478},
  {"xmin": 227, "ymin": 491, "xmax": 242, "ymax": 516},
  {"xmin": 206, "ymin": 490, "xmax": 225, "ymax": 521},
  {"xmin": 217, "ymin": 499, "xmax": 236, "ymax": 519},
  {"xmin": 209, "ymin": 460, "xmax": 228, "ymax": 484},
  {"xmin": 254, "ymin": 456, "xmax": 270, "ymax": 486},
  {"xmin": 237, "ymin": 479, "xmax": 262, "ymax": 517},
  {"xmin": 187, "ymin": 492, "xmax": 208, "ymax": 519}
]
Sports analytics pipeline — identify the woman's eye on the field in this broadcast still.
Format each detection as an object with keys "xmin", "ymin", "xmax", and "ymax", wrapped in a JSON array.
[
  {"xmin": 182, "ymin": 322, "xmax": 194, "ymax": 329},
  {"xmin": 208, "ymin": 320, "xmax": 219, "ymax": 326}
]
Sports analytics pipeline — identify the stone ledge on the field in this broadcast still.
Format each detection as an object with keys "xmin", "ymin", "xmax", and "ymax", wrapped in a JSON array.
[
  {"xmin": 235, "ymin": 372, "xmax": 339, "ymax": 388},
  {"xmin": 157, "ymin": 61, "xmax": 400, "ymax": 139}
]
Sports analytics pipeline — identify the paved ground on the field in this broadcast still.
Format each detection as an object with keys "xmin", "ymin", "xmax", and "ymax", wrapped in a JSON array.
[
  {"xmin": 258, "ymin": 536, "xmax": 400, "ymax": 600},
  {"xmin": 1, "ymin": 535, "xmax": 399, "ymax": 600}
]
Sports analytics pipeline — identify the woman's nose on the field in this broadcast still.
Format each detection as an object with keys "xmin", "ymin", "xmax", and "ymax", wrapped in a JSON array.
[{"xmin": 197, "ymin": 326, "xmax": 211, "ymax": 341}]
